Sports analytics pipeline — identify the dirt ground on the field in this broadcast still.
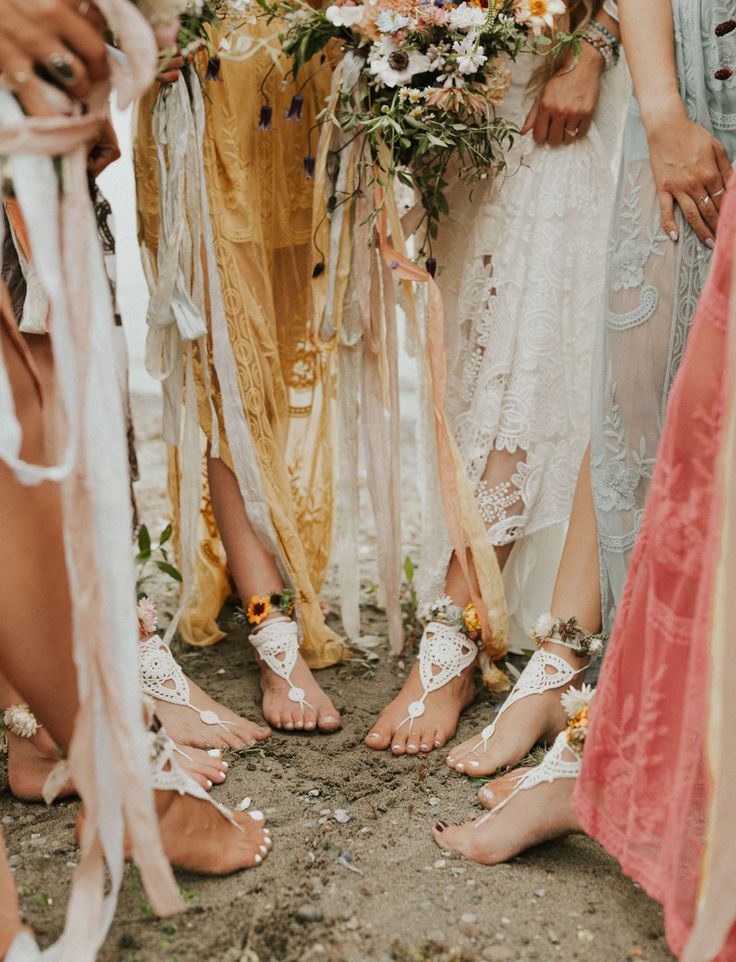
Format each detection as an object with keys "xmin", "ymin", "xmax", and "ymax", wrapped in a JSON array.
[{"xmin": 0, "ymin": 393, "xmax": 676, "ymax": 962}]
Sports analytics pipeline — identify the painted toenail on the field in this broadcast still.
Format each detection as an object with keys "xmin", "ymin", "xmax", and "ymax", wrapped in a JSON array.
[
  {"xmin": 263, "ymin": 827, "xmax": 271, "ymax": 834},
  {"xmin": 434, "ymin": 740, "xmax": 441, "ymax": 748},
  {"xmin": 434, "ymin": 822, "xmax": 445, "ymax": 832},
  {"xmin": 408, "ymin": 743, "xmax": 417, "ymax": 751},
  {"xmin": 259, "ymin": 845, "xmax": 267, "ymax": 854},
  {"xmin": 392, "ymin": 744, "xmax": 402, "ymax": 751},
  {"xmin": 222, "ymin": 762, "xmax": 229, "ymax": 770},
  {"xmin": 420, "ymin": 744, "xmax": 430, "ymax": 751},
  {"xmin": 258, "ymin": 727, "xmax": 268, "ymax": 733},
  {"xmin": 255, "ymin": 854, "xmax": 262, "ymax": 863},
  {"xmin": 206, "ymin": 780, "xmax": 213, "ymax": 789},
  {"xmin": 305, "ymin": 722, "xmax": 315, "ymax": 730},
  {"xmin": 368, "ymin": 733, "xmax": 380, "ymax": 739},
  {"xmin": 469, "ymin": 760, "xmax": 480, "ymax": 768},
  {"xmin": 482, "ymin": 788, "xmax": 494, "ymax": 799},
  {"xmin": 207, "ymin": 749, "xmax": 222, "ymax": 757},
  {"xmin": 249, "ymin": 810, "xmax": 265, "ymax": 821},
  {"xmin": 456, "ymin": 763, "xmax": 465, "ymax": 771}
]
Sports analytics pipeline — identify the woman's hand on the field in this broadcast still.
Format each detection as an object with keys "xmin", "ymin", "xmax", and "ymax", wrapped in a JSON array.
[
  {"xmin": 88, "ymin": 115, "xmax": 121, "ymax": 176},
  {"xmin": 522, "ymin": 42, "xmax": 605, "ymax": 148},
  {"xmin": 646, "ymin": 106, "xmax": 732, "ymax": 245},
  {"xmin": 0, "ymin": 0, "xmax": 109, "ymax": 115},
  {"xmin": 157, "ymin": 52, "xmax": 186, "ymax": 84}
]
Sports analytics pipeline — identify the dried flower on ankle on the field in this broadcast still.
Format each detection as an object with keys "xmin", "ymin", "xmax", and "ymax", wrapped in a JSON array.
[
  {"xmin": 137, "ymin": 595, "xmax": 158, "ymax": 639},
  {"xmin": 2, "ymin": 703, "xmax": 40, "ymax": 740},
  {"xmin": 561, "ymin": 684, "xmax": 594, "ymax": 755}
]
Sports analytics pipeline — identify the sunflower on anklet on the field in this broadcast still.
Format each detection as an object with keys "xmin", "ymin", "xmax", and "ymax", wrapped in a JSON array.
[{"xmin": 242, "ymin": 589, "xmax": 296, "ymax": 627}]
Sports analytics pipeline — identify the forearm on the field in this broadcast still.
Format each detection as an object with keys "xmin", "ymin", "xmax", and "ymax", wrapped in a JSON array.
[{"xmin": 619, "ymin": 0, "xmax": 682, "ymax": 128}]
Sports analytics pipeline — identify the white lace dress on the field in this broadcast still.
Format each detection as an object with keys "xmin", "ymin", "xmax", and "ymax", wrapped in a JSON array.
[{"xmin": 418, "ymin": 53, "xmax": 627, "ymax": 649}]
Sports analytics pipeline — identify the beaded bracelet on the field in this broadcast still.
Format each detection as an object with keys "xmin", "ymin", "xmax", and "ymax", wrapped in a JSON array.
[
  {"xmin": 582, "ymin": 22, "xmax": 620, "ymax": 70},
  {"xmin": 589, "ymin": 18, "xmax": 620, "ymax": 49}
]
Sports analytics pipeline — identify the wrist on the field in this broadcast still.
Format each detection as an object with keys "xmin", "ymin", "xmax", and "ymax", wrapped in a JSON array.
[{"xmin": 640, "ymin": 96, "xmax": 688, "ymax": 136}]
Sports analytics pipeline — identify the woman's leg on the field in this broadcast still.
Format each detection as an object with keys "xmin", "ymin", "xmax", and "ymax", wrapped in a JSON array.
[
  {"xmin": 365, "ymin": 449, "xmax": 519, "ymax": 756},
  {"xmin": 445, "ymin": 448, "xmax": 599, "ymax": 774},
  {"xmin": 207, "ymin": 454, "xmax": 340, "ymax": 732}
]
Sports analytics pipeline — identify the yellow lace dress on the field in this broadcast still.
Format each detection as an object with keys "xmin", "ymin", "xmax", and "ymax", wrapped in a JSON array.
[{"xmin": 134, "ymin": 28, "xmax": 344, "ymax": 668}]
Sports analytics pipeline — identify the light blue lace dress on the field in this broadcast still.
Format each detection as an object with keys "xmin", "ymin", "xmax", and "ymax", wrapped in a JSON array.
[{"xmin": 592, "ymin": 0, "xmax": 736, "ymax": 629}]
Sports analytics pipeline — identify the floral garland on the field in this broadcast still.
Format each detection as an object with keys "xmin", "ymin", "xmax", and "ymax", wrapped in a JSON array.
[
  {"xmin": 560, "ymin": 683, "xmax": 594, "ymax": 754},
  {"xmin": 245, "ymin": 589, "xmax": 296, "ymax": 627},
  {"xmin": 421, "ymin": 595, "xmax": 483, "ymax": 644},
  {"xmin": 530, "ymin": 613, "xmax": 606, "ymax": 658}
]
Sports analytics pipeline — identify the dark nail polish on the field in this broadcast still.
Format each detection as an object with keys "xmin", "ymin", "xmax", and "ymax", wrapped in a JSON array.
[{"xmin": 434, "ymin": 822, "xmax": 445, "ymax": 832}]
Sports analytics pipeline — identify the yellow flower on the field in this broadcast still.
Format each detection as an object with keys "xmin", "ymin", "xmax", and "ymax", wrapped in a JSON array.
[
  {"xmin": 463, "ymin": 602, "xmax": 481, "ymax": 634},
  {"xmin": 247, "ymin": 595, "xmax": 271, "ymax": 625}
]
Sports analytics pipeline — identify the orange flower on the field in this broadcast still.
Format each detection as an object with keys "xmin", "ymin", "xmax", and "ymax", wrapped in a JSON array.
[
  {"xmin": 463, "ymin": 602, "xmax": 481, "ymax": 634},
  {"xmin": 247, "ymin": 595, "xmax": 271, "ymax": 625}
]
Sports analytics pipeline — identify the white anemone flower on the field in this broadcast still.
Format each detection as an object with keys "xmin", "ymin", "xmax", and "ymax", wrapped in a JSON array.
[
  {"xmin": 453, "ymin": 33, "xmax": 487, "ymax": 75},
  {"xmin": 532, "ymin": 611, "xmax": 556, "ymax": 639},
  {"xmin": 560, "ymin": 683, "xmax": 595, "ymax": 718},
  {"xmin": 369, "ymin": 38, "xmax": 431, "ymax": 88},
  {"xmin": 376, "ymin": 10, "xmax": 411, "ymax": 33},
  {"xmin": 516, "ymin": 0, "xmax": 566, "ymax": 36},
  {"xmin": 450, "ymin": 2, "xmax": 486, "ymax": 31},
  {"xmin": 325, "ymin": 3, "xmax": 365, "ymax": 27}
]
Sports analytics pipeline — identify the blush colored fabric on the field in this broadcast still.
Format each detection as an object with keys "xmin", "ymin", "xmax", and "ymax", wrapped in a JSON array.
[{"xmin": 573, "ymin": 181, "xmax": 736, "ymax": 961}]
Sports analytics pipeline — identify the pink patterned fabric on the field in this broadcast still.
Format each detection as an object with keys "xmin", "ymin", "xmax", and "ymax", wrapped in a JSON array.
[{"xmin": 573, "ymin": 184, "xmax": 736, "ymax": 961}]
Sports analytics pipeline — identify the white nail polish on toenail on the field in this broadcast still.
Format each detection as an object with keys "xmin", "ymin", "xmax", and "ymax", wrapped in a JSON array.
[
  {"xmin": 207, "ymin": 749, "xmax": 221, "ymax": 757},
  {"xmin": 392, "ymin": 744, "xmax": 401, "ymax": 751},
  {"xmin": 368, "ymin": 733, "xmax": 380, "ymax": 739},
  {"xmin": 222, "ymin": 762, "xmax": 229, "ymax": 770},
  {"xmin": 434, "ymin": 741, "xmax": 441, "ymax": 748},
  {"xmin": 260, "ymin": 845, "xmax": 267, "ymax": 854},
  {"xmin": 408, "ymin": 744, "xmax": 417, "ymax": 751},
  {"xmin": 456, "ymin": 764, "xmax": 465, "ymax": 771},
  {"xmin": 469, "ymin": 760, "xmax": 480, "ymax": 768},
  {"xmin": 420, "ymin": 744, "xmax": 430, "ymax": 751},
  {"xmin": 483, "ymin": 788, "xmax": 494, "ymax": 799},
  {"xmin": 255, "ymin": 854, "xmax": 262, "ymax": 863},
  {"xmin": 249, "ymin": 810, "xmax": 265, "ymax": 821},
  {"xmin": 206, "ymin": 780, "xmax": 213, "ymax": 788}
]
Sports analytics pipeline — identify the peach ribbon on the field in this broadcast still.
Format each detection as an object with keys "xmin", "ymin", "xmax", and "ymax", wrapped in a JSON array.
[{"xmin": 0, "ymin": 6, "xmax": 182, "ymax": 961}]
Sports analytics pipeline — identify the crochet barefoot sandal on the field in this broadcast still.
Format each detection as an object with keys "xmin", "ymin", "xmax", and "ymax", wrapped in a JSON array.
[
  {"xmin": 476, "ymin": 685, "xmax": 593, "ymax": 826},
  {"xmin": 396, "ymin": 597, "xmax": 481, "ymax": 735},
  {"xmin": 471, "ymin": 613, "xmax": 604, "ymax": 756}
]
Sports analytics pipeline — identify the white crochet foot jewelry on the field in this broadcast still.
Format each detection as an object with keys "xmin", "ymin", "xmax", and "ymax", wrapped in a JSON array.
[
  {"xmin": 472, "ymin": 648, "xmax": 586, "ymax": 755},
  {"xmin": 138, "ymin": 634, "xmax": 237, "ymax": 733},
  {"xmin": 475, "ymin": 729, "xmax": 580, "ymax": 826},
  {"xmin": 1, "ymin": 703, "xmax": 41, "ymax": 751},
  {"xmin": 6, "ymin": 931, "xmax": 42, "ymax": 962},
  {"xmin": 149, "ymin": 725, "xmax": 245, "ymax": 833},
  {"xmin": 250, "ymin": 617, "xmax": 314, "ymax": 715},
  {"xmin": 398, "ymin": 621, "xmax": 478, "ymax": 735}
]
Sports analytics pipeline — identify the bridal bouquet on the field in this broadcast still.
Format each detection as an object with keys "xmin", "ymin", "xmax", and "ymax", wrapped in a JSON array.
[{"xmin": 258, "ymin": 0, "xmax": 567, "ymax": 252}]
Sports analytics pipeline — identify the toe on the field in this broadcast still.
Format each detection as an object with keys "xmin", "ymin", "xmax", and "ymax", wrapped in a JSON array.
[
  {"xmin": 433, "ymin": 728, "xmax": 453, "ymax": 752},
  {"xmin": 317, "ymin": 706, "xmax": 341, "ymax": 733},
  {"xmin": 365, "ymin": 726, "xmax": 392, "ymax": 750},
  {"xmin": 302, "ymin": 707, "xmax": 318, "ymax": 732},
  {"xmin": 391, "ymin": 732, "xmax": 410, "ymax": 756},
  {"xmin": 252, "ymin": 725, "xmax": 271, "ymax": 741},
  {"xmin": 478, "ymin": 783, "xmax": 495, "ymax": 809}
]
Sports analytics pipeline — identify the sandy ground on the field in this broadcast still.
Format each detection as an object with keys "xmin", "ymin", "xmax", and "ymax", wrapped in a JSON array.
[{"xmin": 0, "ymin": 391, "xmax": 676, "ymax": 962}]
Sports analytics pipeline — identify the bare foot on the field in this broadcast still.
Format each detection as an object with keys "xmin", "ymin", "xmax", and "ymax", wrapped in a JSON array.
[
  {"xmin": 365, "ymin": 657, "xmax": 477, "ymax": 755},
  {"xmin": 155, "ymin": 792, "xmax": 272, "ymax": 873},
  {"xmin": 477, "ymin": 766, "xmax": 532, "ymax": 809},
  {"xmin": 153, "ymin": 675, "xmax": 271, "ymax": 752},
  {"xmin": 6, "ymin": 731, "xmax": 75, "ymax": 801},
  {"xmin": 258, "ymin": 653, "xmax": 341, "ymax": 733},
  {"xmin": 433, "ymin": 764, "xmax": 580, "ymax": 864},
  {"xmin": 445, "ymin": 644, "xmax": 587, "ymax": 775},
  {"xmin": 173, "ymin": 745, "xmax": 228, "ymax": 791}
]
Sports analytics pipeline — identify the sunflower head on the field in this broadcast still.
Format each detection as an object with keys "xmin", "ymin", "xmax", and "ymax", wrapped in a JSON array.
[{"xmin": 247, "ymin": 595, "xmax": 272, "ymax": 625}]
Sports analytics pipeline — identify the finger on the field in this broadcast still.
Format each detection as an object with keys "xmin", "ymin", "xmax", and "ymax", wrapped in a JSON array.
[
  {"xmin": 562, "ymin": 116, "xmax": 580, "ymax": 146},
  {"xmin": 88, "ymin": 145, "xmax": 119, "ymax": 176},
  {"xmin": 659, "ymin": 190, "xmax": 679, "ymax": 242},
  {"xmin": 0, "ymin": 42, "xmax": 56, "ymax": 116},
  {"xmin": 713, "ymin": 141, "xmax": 733, "ymax": 197},
  {"xmin": 694, "ymin": 187, "xmax": 719, "ymax": 236},
  {"xmin": 35, "ymin": 47, "xmax": 92, "ymax": 100},
  {"xmin": 547, "ymin": 112, "xmax": 565, "ymax": 148},
  {"xmin": 677, "ymin": 192, "xmax": 714, "ymax": 246},
  {"xmin": 157, "ymin": 69, "xmax": 182, "ymax": 84},
  {"xmin": 47, "ymin": 1, "xmax": 110, "ymax": 83},
  {"xmin": 533, "ymin": 105, "xmax": 551, "ymax": 145},
  {"xmin": 577, "ymin": 114, "xmax": 593, "ymax": 139},
  {"xmin": 521, "ymin": 98, "xmax": 539, "ymax": 135}
]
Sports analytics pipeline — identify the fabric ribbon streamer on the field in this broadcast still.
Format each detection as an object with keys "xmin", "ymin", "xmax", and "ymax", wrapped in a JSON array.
[
  {"xmin": 310, "ymin": 59, "xmax": 508, "ymax": 672},
  {"xmin": 0, "ymin": 5, "xmax": 183, "ymax": 958}
]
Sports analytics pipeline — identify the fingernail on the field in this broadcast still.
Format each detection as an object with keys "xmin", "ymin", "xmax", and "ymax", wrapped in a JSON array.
[
  {"xmin": 434, "ymin": 822, "xmax": 445, "ymax": 832},
  {"xmin": 207, "ymin": 749, "xmax": 222, "ymax": 757},
  {"xmin": 255, "ymin": 854, "xmax": 262, "ymax": 863},
  {"xmin": 669, "ymin": 230, "xmax": 679, "ymax": 242},
  {"xmin": 706, "ymin": 237, "xmax": 715, "ymax": 249}
]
